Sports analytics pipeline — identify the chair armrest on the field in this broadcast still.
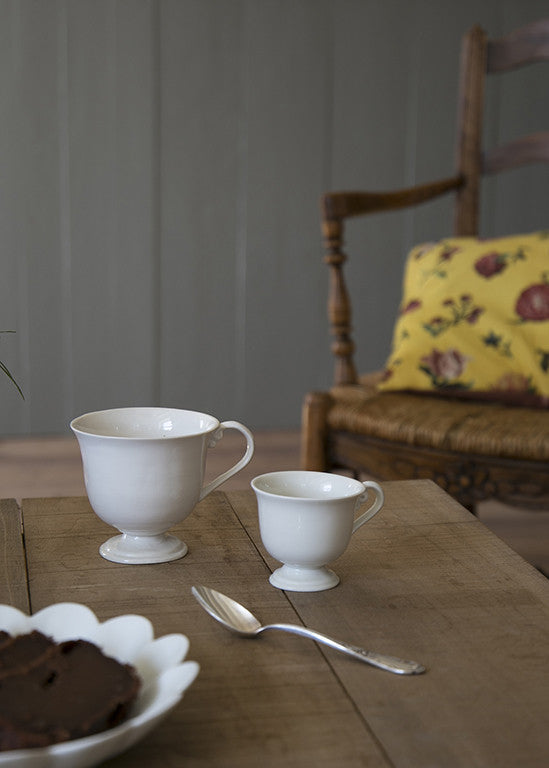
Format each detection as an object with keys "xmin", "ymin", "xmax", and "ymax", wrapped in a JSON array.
[
  {"xmin": 321, "ymin": 174, "xmax": 464, "ymax": 221},
  {"xmin": 320, "ymin": 174, "xmax": 464, "ymax": 387}
]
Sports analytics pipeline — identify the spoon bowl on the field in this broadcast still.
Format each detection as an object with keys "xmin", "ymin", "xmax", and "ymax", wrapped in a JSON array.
[
  {"xmin": 191, "ymin": 585, "xmax": 425, "ymax": 675},
  {"xmin": 192, "ymin": 584, "xmax": 262, "ymax": 636}
]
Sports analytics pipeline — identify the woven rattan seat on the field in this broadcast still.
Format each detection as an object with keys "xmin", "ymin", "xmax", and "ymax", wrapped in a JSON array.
[
  {"xmin": 301, "ymin": 20, "xmax": 549, "ymax": 513},
  {"xmin": 329, "ymin": 375, "xmax": 549, "ymax": 462}
]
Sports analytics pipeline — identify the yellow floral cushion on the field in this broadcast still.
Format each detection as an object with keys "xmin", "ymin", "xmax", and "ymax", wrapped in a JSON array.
[{"xmin": 378, "ymin": 231, "xmax": 549, "ymax": 407}]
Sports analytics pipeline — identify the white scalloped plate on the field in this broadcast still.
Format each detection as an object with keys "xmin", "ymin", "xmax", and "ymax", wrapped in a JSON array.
[{"xmin": 0, "ymin": 603, "xmax": 199, "ymax": 767}]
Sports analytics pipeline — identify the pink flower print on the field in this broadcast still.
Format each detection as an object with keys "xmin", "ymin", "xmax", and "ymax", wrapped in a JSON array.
[
  {"xmin": 427, "ymin": 317, "xmax": 446, "ymax": 334},
  {"xmin": 413, "ymin": 243, "xmax": 436, "ymax": 260},
  {"xmin": 474, "ymin": 247, "xmax": 525, "ymax": 277},
  {"xmin": 439, "ymin": 245, "xmax": 459, "ymax": 262},
  {"xmin": 420, "ymin": 348, "xmax": 471, "ymax": 389},
  {"xmin": 423, "ymin": 295, "xmax": 483, "ymax": 336},
  {"xmin": 474, "ymin": 251, "xmax": 506, "ymax": 277},
  {"xmin": 466, "ymin": 307, "xmax": 483, "ymax": 324},
  {"xmin": 491, "ymin": 373, "xmax": 535, "ymax": 396},
  {"xmin": 421, "ymin": 349, "xmax": 468, "ymax": 380},
  {"xmin": 400, "ymin": 299, "xmax": 422, "ymax": 315},
  {"xmin": 515, "ymin": 282, "xmax": 549, "ymax": 321}
]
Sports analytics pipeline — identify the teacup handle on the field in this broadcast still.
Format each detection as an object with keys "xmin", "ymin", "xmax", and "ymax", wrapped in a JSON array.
[
  {"xmin": 199, "ymin": 421, "xmax": 255, "ymax": 501},
  {"xmin": 352, "ymin": 481, "xmax": 385, "ymax": 534}
]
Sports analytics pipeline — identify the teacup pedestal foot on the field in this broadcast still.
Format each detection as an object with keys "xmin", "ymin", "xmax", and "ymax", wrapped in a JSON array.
[
  {"xmin": 269, "ymin": 564, "xmax": 340, "ymax": 592},
  {"xmin": 99, "ymin": 533, "xmax": 188, "ymax": 565}
]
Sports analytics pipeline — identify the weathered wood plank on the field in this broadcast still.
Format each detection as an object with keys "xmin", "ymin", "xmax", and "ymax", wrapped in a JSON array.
[
  {"xmin": 0, "ymin": 498, "xmax": 28, "ymax": 611},
  {"xmin": 21, "ymin": 492, "xmax": 389, "ymax": 767},
  {"xmin": 13, "ymin": 482, "xmax": 549, "ymax": 766},
  {"xmin": 229, "ymin": 481, "xmax": 549, "ymax": 768}
]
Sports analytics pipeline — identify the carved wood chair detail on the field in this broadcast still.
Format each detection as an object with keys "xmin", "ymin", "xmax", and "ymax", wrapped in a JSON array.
[{"xmin": 301, "ymin": 20, "xmax": 549, "ymax": 514}]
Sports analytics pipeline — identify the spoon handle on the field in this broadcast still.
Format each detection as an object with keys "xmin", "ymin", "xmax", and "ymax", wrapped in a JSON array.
[{"xmin": 263, "ymin": 623, "xmax": 425, "ymax": 675}]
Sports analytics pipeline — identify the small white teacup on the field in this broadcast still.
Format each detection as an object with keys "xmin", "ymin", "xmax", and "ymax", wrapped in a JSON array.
[
  {"xmin": 71, "ymin": 407, "xmax": 254, "ymax": 565},
  {"xmin": 251, "ymin": 470, "xmax": 384, "ymax": 592}
]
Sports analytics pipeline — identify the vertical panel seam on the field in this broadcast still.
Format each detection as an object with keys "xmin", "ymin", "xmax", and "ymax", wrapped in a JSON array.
[
  {"xmin": 403, "ymin": 0, "xmax": 421, "ymax": 256},
  {"xmin": 324, "ymin": 0, "xmax": 335, "ymax": 191},
  {"xmin": 10, "ymin": 4, "xmax": 31, "ymax": 429},
  {"xmin": 57, "ymin": 0, "xmax": 73, "ymax": 427},
  {"xmin": 235, "ymin": 0, "xmax": 249, "ymax": 418},
  {"xmin": 152, "ymin": 0, "xmax": 162, "ymax": 404}
]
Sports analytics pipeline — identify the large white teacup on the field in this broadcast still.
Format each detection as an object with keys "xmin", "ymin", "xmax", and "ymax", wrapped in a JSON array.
[
  {"xmin": 251, "ymin": 470, "xmax": 384, "ymax": 592},
  {"xmin": 71, "ymin": 407, "xmax": 254, "ymax": 565}
]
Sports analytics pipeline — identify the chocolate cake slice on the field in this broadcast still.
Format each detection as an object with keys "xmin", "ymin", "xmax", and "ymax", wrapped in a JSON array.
[
  {"xmin": 0, "ymin": 631, "xmax": 55, "ymax": 677},
  {"xmin": 0, "ymin": 634, "xmax": 141, "ymax": 751}
]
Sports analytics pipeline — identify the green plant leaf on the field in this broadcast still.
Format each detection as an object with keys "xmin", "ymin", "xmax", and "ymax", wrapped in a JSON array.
[{"xmin": 0, "ymin": 331, "xmax": 24, "ymax": 399}]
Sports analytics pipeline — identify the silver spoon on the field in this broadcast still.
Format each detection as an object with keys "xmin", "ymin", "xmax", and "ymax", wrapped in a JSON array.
[{"xmin": 191, "ymin": 585, "xmax": 425, "ymax": 675}]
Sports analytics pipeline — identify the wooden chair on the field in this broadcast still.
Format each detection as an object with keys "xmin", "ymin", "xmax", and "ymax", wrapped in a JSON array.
[{"xmin": 301, "ymin": 19, "xmax": 549, "ymax": 513}]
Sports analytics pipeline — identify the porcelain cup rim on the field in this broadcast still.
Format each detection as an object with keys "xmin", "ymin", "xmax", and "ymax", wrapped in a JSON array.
[
  {"xmin": 70, "ymin": 406, "xmax": 220, "ymax": 441},
  {"xmin": 251, "ymin": 470, "xmax": 367, "ymax": 502}
]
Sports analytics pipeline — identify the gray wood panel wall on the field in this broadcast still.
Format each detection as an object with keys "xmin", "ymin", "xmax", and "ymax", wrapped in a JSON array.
[{"xmin": 1, "ymin": 0, "xmax": 547, "ymax": 435}]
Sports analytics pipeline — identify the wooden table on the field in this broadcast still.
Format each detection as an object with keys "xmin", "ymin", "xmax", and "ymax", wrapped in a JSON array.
[{"xmin": 2, "ymin": 480, "xmax": 549, "ymax": 767}]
